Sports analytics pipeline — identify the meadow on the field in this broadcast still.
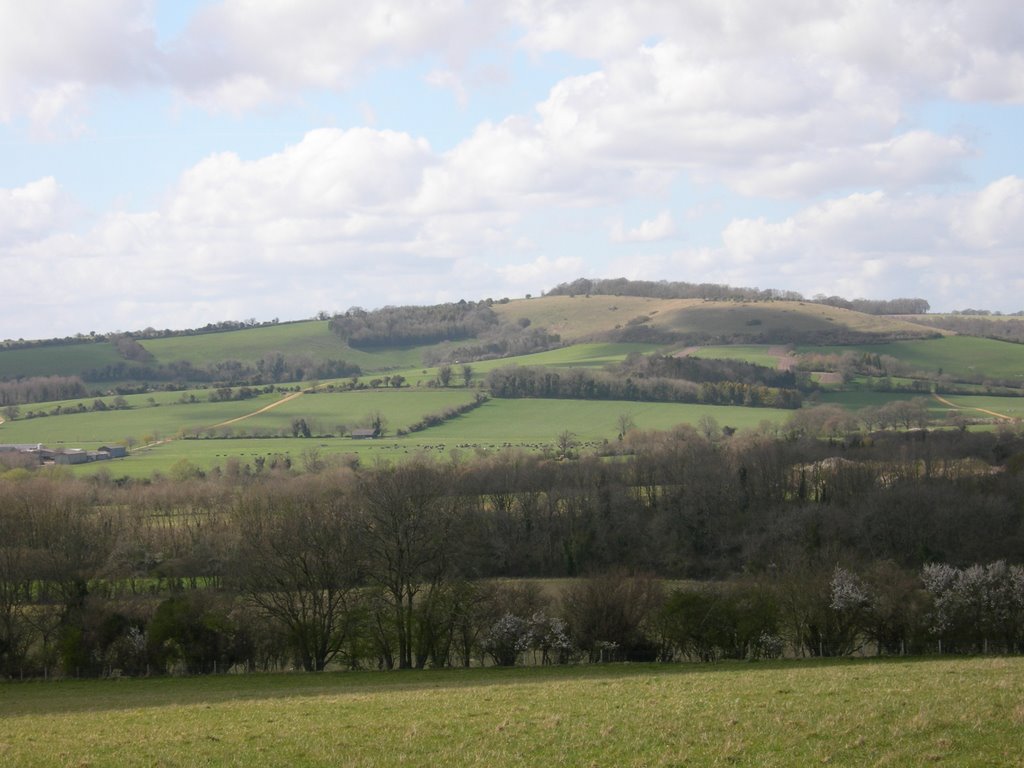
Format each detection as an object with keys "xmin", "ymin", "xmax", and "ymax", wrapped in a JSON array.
[
  {"xmin": 1, "ymin": 658, "xmax": 1021, "ymax": 766},
  {"xmin": 63, "ymin": 397, "xmax": 795, "ymax": 478},
  {"xmin": 141, "ymin": 322, "xmax": 427, "ymax": 372},
  {"xmin": 685, "ymin": 344, "xmax": 786, "ymax": 367},
  {"xmin": 0, "ymin": 340, "xmax": 124, "ymax": 379},
  {"xmin": 798, "ymin": 336, "xmax": 1024, "ymax": 383}
]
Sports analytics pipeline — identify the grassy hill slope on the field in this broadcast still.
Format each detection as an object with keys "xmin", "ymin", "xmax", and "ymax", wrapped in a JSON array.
[
  {"xmin": 799, "ymin": 335, "xmax": 1024, "ymax": 384},
  {"xmin": 0, "ymin": 341, "xmax": 123, "ymax": 379},
  {"xmin": 492, "ymin": 296, "xmax": 939, "ymax": 344},
  {"xmin": 1, "ymin": 296, "xmax": 942, "ymax": 385}
]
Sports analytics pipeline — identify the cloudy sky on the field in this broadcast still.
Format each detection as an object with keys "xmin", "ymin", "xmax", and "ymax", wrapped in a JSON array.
[{"xmin": 2, "ymin": 1, "xmax": 1023, "ymax": 339}]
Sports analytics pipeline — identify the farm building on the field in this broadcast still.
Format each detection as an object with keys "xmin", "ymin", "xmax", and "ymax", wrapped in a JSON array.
[
  {"xmin": 349, "ymin": 428, "xmax": 379, "ymax": 439},
  {"xmin": 54, "ymin": 449, "xmax": 90, "ymax": 465},
  {"xmin": 2, "ymin": 443, "xmax": 124, "ymax": 465}
]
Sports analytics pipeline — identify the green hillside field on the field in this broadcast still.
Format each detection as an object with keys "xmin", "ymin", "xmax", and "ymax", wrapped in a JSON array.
[
  {"xmin": 51, "ymin": 396, "xmax": 796, "ymax": 478},
  {"xmin": 0, "ymin": 340, "xmax": 124, "ymax": 379},
  {"xmin": 685, "ymin": 344, "xmax": 786, "ymax": 367},
  {"xmin": 798, "ymin": 336, "xmax": 1024, "ymax": 383},
  {"xmin": 0, "ymin": 393, "xmax": 282, "ymax": 446},
  {"xmin": 1, "ymin": 658, "xmax": 1021, "ymax": 767},
  {"xmin": 141, "ymin": 321, "xmax": 426, "ymax": 372}
]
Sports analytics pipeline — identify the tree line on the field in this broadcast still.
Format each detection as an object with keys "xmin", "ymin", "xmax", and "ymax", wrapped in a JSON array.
[
  {"xmin": 2, "ymin": 423, "xmax": 1024, "ymax": 678},
  {"xmin": 329, "ymin": 301, "xmax": 501, "ymax": 349},
  {"xmin": 626, "ymin": 353, "xmax": 808, "ymax": 390},
  {"xmin": 545, "ymin": 277, "xmax": 930, "ymax": 315},
  {"xmin": 80, "ymin": 355, "xmax": 361, "ymax": 388},
  {"xmin": 0, "ymin": 375, "xmax": 89, "ymax": 407},
  {"xmin": 486, "ymin": 365, "xmax": 803, "ymax": 408},
  {"xmin": 909, "ymin": 315, "xmax": 1024, "ymax": 345},
  {"xmin": 546, "ymin": 277, "xmax": 804, "ymax": 303}
]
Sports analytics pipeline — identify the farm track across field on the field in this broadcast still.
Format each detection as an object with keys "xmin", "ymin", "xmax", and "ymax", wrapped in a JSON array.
[
  {"xmin": 131, "ymin": 389, "xmax": 314, "ymax": 452},
  {"xmin": 212, "ymin": 389, "xmax": 307, "ymax": 428},
  {"xmin": 933, "ymin": 393, "xmax": 1013, "ymax": 421}
]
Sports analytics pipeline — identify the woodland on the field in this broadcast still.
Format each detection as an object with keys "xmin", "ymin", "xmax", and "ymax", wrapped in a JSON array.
[{"xmin": 3, "ymin": 424, "xmax": 1024, "ymax": 677}]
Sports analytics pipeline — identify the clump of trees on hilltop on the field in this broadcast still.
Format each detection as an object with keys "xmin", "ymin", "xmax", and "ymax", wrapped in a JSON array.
[
  {"xmin": 546, "ymin": 277, "xmax": 930, "ymax": 315},
  {"xmin": 329, "ymin": 300, "xmax": 562, "ymax": 362},
  {"xmin": 547, "ymin": 277, "xmax": 803, "ymax": 302},
  {"xmin": 329, "ymin": 301, "xmax": 501, "ymax": 349},
  {"xmin": 3, "ymin": 424, "xmax": 1024, "ymax": 678}
]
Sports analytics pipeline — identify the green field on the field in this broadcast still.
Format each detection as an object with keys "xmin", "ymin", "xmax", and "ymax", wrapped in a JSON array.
[
  {"xmin": 0, "ymin": 340, "xmax": 124, "ymax": 379},
  {"xmin": 51, "ymin": 397, "xmax": 794, "ymax": 478},
  {"xmin": 815, "ymin": 390, "xmax": 932, "ymax": 410},
  {"xmin": 933, "ymin": 394, "xmax": 1024, "ymax": 421},
  {"xmin": 1, "ymin": 658, "xmax": 1021, "ymax": 766},
  {"xmin": 686, "ymin": 344, "xmax": 786, "ymax": 367},
  {"xmin": 142, "ymin": 321, "xmax": 427, "ymax": 372},
  {"xmin": 467, "ymin": 342, "xmax": 664, "ymax": 371},
  {"xmin": 419, "ymin": 398, "xmax": 789, "ymax": 443},
  {"xmin": 141, "ymin": 321, "xmax": 339, "ymax": 365},
  {"xmin": 0, "ymin": 391, "xmax": 293, "ymax": 445},
  {"xmin": 799, "ymin": 336, "xmax": 1024, "ymax": 383},
  {"xmin": 4, "ymin": 294, "xmax": 1022, "ymax": 477}
]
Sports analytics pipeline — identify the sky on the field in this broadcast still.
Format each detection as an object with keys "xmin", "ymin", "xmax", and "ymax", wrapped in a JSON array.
[{"xmin": 2, "ymin": 1, "xmax": 1024, "ymax": 340}]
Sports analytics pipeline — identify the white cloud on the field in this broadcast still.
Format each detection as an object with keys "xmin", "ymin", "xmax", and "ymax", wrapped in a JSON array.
[
  {"xmin": 0, "ymin": 1, "xmax": 158, "ymax": 130},
  {"xmin": 3, "ymin": 1, "xmax": 1023, "ymax": 130},
  {"xmin": 517, "ymin": 40, "xmax": 971, "ymax": 198},
  {"xmin": 611, "ymin": 211, "xmax": 675, "ymax": 242},
  {"xmin": 424, "ymin": 69, "xmax": 468, "ymax": 107},
  {"xmin": 952, "ymin": 175, "xmax": 1024, "ymax": 248},
  {"xmin": 674, "ymin": 177, "xmax": 1024, "ymax": 309},
  {"xmin": 722, "ymin": 131, "xmax": 971, "ymax": 198},
  {"xmin": 497, "ymin": 255, "xmax": 584, "ymax": 288},
  {"xmin": 4, "ymin": 2, "xmax": 1024, "ymax": 338},
  {"xmin": 166, "ymin": 0, "xmax": 501, "ymax": 111},
  {"xmin": 0, "ymin": 178, "xmax": 76, "ymax": 244},
  {"xmin": 510, "ymin": 0, "xmax": 1024, "ymax": 103},
  {"xmin": 0, "ymin": 128, "xmax": 542, "ymax": 337}
]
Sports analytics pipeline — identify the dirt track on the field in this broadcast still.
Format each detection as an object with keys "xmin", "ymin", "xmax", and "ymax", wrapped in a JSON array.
[
  {"xmin": 212, "ymin": 390, "xmax": 306, "ymax": 428},
  {"xmin": 132, "ymin": 389, "xmax": 311, "ymax": 453},
  {"xmin": 933, "ymin": 393, "xmax": 1012, "ymax": 421}
]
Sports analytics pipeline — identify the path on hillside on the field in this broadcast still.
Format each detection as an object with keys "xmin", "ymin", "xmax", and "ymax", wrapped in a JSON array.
[
  {"xmin": 133, "ymin": 388, "xmax": 311, "ymax": 453},
  {"xmin": 932, "ymin": 393, "xmax": 1013, "ymax": 421},
  {"xmin": 768, "ymin": 346, "xmax": 799, "ymax": 371},
  {"xmin": 212, "ymin": 389, "xmax": 307, "ymax": 428}
]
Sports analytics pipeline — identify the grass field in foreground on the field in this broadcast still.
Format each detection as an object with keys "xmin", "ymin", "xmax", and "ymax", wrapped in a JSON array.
[{"xmin": 1, "ymin": 658, "xmax": 1021, "ymax": 767}]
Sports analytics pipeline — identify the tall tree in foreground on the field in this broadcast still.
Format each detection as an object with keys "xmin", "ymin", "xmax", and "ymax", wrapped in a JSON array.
[
  {"xmin": 231, "ymin": 485, "xmax": 361, "ymax": 671},
  {"xmin": 358, "ymin": 461, "xmax": 459, "ymax": 668}
]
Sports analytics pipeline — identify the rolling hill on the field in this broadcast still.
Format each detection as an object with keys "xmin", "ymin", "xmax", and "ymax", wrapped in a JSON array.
[{"xmin": 2, "ymin": 288, "xmax": 1021, "ymax": 477}]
